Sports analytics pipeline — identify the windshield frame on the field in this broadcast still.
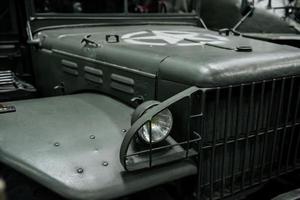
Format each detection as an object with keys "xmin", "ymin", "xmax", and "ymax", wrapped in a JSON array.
[{"xmin": 28, "ymin": 0, "xmax": 200, "ymax": 18}]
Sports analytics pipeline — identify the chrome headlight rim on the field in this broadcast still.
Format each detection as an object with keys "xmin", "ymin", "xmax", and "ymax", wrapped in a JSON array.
[{"xmin": 131, "ymin": 101, "xmax": 173, "ymax": 145}]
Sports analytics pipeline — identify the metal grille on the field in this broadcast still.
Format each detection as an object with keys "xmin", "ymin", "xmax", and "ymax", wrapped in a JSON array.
[
  {"xmin": 197, "ymin": 76, "xmax": 300, "ymax": 199},
  {"xmin": 120, "ymin": 75, "xmax": 300, "ymax": 199}
]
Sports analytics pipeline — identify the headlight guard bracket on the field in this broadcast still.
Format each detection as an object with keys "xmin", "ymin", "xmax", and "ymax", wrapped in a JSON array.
[{"xmin": 120, "ymin": 86, "xmax": 203, "ymax": 171}]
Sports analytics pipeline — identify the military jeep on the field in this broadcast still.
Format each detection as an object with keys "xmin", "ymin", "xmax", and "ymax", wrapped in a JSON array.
[{"xmin": 1, "ymin": 0, "xmax": 300, "ymax": 199}]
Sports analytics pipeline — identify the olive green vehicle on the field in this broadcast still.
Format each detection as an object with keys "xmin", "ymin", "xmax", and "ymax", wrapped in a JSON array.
[{"xmin": 1, "ymin": 0, "xmax": 300, "ymax": 200}]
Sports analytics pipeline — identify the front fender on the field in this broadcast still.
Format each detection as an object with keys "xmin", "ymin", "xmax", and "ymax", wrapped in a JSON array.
[{"xmin": 0, "ymin": 93, "xmax": 196, "ymax": 200}]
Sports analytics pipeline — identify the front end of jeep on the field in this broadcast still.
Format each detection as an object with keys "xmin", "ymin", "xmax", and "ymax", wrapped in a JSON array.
[{"xmin": 0, "ymin": 0, "xmax": 299, "ymax": 199}]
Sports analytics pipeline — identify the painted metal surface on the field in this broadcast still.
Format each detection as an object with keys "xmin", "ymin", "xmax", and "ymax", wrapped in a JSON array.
[
  {"xmin": 0, "ymin": 93, "xmax": 196, "ymax": 199},
  {"xmin": 35, "ymin": 25, "xmax": 300, "ymax": 90},
  {"xmin": 2, "ymin": 3, "xmax": 300, "ymax": 198},
  {"xmin": 272, "ymin": 189, "xmax": 300, "ymax": 200}
]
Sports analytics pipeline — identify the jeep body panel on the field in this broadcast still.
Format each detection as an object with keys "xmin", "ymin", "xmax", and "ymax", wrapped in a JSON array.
[
  {"xmin": 3, "ymin": 23, "xmax": 298, "ymax": 199},
  {"xmin": 242, "ymin": 33, "xmax": 300, "ymax": 48},
  {"xmin": 0, "ymin": 93, "xmax": 196, "ymax": 199},
  {"xmin": 1, "ymin": 1, "xmax": 300, "ymax": 198},
  {"xmin": 34, "ymin": 25, "xmax": 300, "ymax": 96}
]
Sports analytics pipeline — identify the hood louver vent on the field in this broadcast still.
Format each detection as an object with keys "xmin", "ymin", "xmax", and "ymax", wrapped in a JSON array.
[
  {"xmin": 110, "ymin": 74, "xmax": 135, "ymax": 94},
  {"xmin": 84, "ymin": 66, "xmax": 103, "ymax": 84},
  {"xmin": 61, "ymin": 59, "xmax": 78, "ymax": 76}
]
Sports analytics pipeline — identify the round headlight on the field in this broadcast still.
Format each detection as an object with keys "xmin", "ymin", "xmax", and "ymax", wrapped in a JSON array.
[
  {"xmin": 131, "ymin": 101, "xmax": 173, "ymax": 144},
  {"xmin": 138, "ymin": 109, "xmax": 173, "ymax": 144}
]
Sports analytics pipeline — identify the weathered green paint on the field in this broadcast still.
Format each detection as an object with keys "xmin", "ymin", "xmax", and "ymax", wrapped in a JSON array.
[
  {"xmin": 34, "ymin": 25, "xmax": 300, "ymax": 99},
  {"xmin": 0, "ymin": 94, "xmax": 196, "ymax": 199},
  {"xmin": 2, "ymin": 3, "xmax": 300, "ymax": 199}
]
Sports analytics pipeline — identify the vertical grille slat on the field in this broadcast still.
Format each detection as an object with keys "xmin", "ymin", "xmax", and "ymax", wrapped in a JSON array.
[
  {"xmin": 197, "ymin": 91, "xmax": 207, "ymax": 200},
  {"xmin": 278, "ymin": 77, "xmax": 294, "ymax": 174},
  {"xmin": 250, "ymin": 81, "xmax": 265, "ymax": 184},
  {"xmin": 198, "ymin": 76, "xmax": 300, "ymax": 200},
  {"xmin": 209, "ymin": 88, "xmax": 220, "ymax": 200},
  {"xmin": 241, "ymin": 83, "xmax": 255, "ymax": 189},
  {"xmin": 292, "ymin": 88, "xmax": 300, "ymax": 167},
  {"xmin": 260, "ymin": 79, "xmax": 276, "ymax": 182},
  {"xmin": 270, "ymin": 78, "xmax": 286, "ymax": 178},
  {"xmin": 186, "ymin": 95, "xmax": 192, "ymax": 158},
  {"xmin": 230, "ymin": 85, "xmax": 244, "ymax": 193},
  {"xmin": 220, "ymin": 86, "xmax": 232, "ymax": 199}
]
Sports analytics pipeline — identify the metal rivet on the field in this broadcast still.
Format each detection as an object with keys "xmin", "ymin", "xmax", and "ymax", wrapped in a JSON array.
[
  {"xmin": 54, "ymin": 142, "xmax": 60, "ymax": 147},
  {"xmin": 89, "ymin": 135, "xmax": 96, "ymax": 139},
  {"xmin": 102, "ymin": 161, "xmax": 109, "ymax": 167},
  {"xmin": 122, "ymin": 129, "xmax": 127, "ymax": 133},
  {"xmin": 77, "ymin": 168, "xmax": 84, "ymax": 174}
]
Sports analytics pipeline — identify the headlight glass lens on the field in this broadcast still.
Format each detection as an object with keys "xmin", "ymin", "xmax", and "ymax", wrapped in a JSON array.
[{"xmin": 138, "ymin": 109, "xmax": 173, "ymax": 144}]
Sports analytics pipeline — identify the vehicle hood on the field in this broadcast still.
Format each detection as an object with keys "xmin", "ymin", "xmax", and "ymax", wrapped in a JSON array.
[{"xmin": 39, "ymin": 25, "xmax": 300, "ymax": 87}]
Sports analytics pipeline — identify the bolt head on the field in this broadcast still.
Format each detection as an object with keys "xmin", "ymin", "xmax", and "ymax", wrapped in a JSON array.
[
  {"xmin": 54, "ymin": 142, "xmax": 60, "ymax": 147},
  {"xmin": 102, "ymin": 161, "xmax": 109, "ymax": 167},
  {"xmin": 89, "ymin": 135, "xmax": 96, "ymax": 139},
  {"xmin": 77, "ymin": 168, "xmax": 84, "ymax": 174}
]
